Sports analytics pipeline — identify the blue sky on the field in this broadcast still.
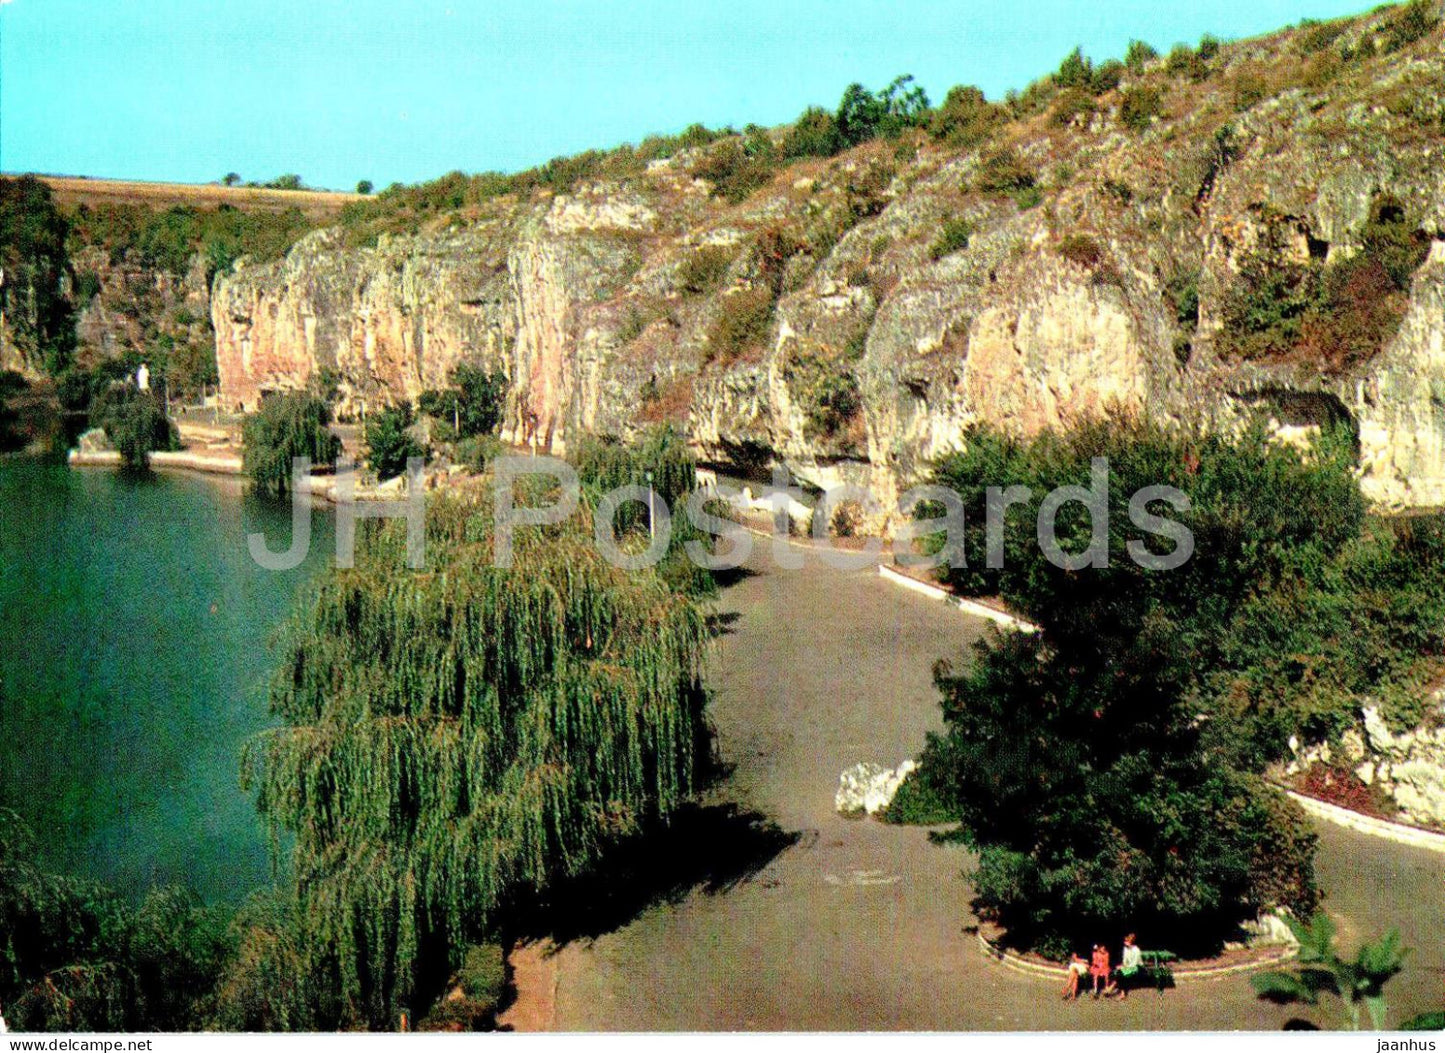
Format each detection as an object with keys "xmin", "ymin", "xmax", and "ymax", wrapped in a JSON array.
[{"xmin": 1, "ymin": 0, "xmax": 1372, "ymax": 190}]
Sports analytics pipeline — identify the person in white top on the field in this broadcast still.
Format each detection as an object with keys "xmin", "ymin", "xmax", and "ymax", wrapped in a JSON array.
[{"xmin": 1106, "ymin": 933, "xmax": 1144, "ymax": 999}]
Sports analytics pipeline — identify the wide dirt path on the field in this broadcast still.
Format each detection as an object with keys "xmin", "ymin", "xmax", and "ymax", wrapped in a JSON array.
[{"xmin": 542, "ymin": 548, "xmax": 1444, "ymax": 1031}]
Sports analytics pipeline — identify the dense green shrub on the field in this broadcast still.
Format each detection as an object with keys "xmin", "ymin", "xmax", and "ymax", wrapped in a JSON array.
[
  {"xmin": 973, "ymin": 148, "xmax": 1037, "ymax": 196},
  {"xmin": 782, "ymin": 106, "xmax": 844, "ymax": 159},
  {"xmin": 91, "ymin": 384, "xmax": 179, "ymax": 469},
  {"xmin": 573, "ymin": 425, "xmax": 717, "ymax": 598},
  {"xmin": 923, "ymin": 417, "xmax": 1445, "ymax": 763},
  {"xmin": 928, "ymin": 85, "xmax": 1002, "ymax": 148},
  {"xmin": 363, "ymin": 402, "xmax": 426, "ymax": 481},
  {"xmin": 1119, "ymin": 85, "xmax": 1163, "ymax": 130},
  {"xmin": 1126, "ymin": 39, "xmax": 1159, "ymax": 72},
  {"xmin": 929, "ymin": 217, "xmax": 973, "ymax": 260},
  {"xmin": 894, "ymin": 419, "xmax": 1445, "ymax": 955},
  {"xmin": 242, "ymin": 392, "xmax": 343, "ymax": 494},
  {"xmin": 418, "ymin": 362, "xmax": 508, "ymax": 439},
  {"xmin": 1383, "ymin": 0, "xmax": 1439, "ymax": 52},
  {"xmin": 691, "ymin": 134, "xmax": 778, "ymax": 203},
  {"xmin": 834, "ymin": 76, "xmax": 930, "ymax": 149},
  {"xmin": 1051, "ymin": 87, "xmax": 1097, "ymax": 126}
]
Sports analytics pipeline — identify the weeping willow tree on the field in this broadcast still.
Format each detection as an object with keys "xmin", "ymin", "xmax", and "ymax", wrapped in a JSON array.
[
  {"xmin": 242, "ymin": 494, "xmax": 711, "ymax": 1029},
  {"xmin": 572, "ymin": 423, "xmax": 721, "ymax": 598}
]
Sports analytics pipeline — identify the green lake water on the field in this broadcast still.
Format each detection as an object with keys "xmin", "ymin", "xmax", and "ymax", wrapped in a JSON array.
[{"xmin": 0, "ymin": 460, "xmax": 333, "ymax": 902}]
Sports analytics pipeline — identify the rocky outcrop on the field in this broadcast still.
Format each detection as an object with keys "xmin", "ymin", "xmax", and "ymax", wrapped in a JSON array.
[
  {"xmin": 1357, "ymin": 702, "xmax": 1445, "ymax": 830},
  {"xmin": 210, "ymin": 9, "xmax": 1445, "ymax": 523},
  {"xmin": 835, "ymin": 760, "xmax": 917, "ymax": 818}
]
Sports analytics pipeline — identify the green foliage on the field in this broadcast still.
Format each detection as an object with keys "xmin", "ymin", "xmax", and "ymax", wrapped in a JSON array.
[
  {"xmin": 1119, "ymin": 85, "xmax": 1163, "ymax": 130},
  {"xmin": 1051, "ymin": 88, "xmax": 1097, "ymax": 126},
  {"xmin": 782, "ymin": 348, "xmax": 862, "ymax": 441},
  {"xmin": 418, "ymin": 362, "xmax": 508, "ymax": 439},
  {"xmin": 0, "ymin": 811, "xmax": 233, "ymax": 1032},
  {"xmin": 572, "ymin": 424, "xmax": 716, "ymax": 598},
  {"xmin": 835, "ymin": 76, "xmax": 931, "ymax": 149},
  {"xmin": 266, "ymin": 174, "xmax": 305, "ymax": 191},
  {"xmin": 924, "ymin": 418, "xmax": 1445, "ymax": 768},
  {"xmin": 1054, "ymin": 47, "xmax": 1096, "ymax": 90},
  {"xmin": 364, "ymin": 402, "xmax": 426, "ymax": 481},
  {"xmin": 1219, "ymin": 198, "xmax": 1428, "ymax": 371},
  {"xmin": 929, "ymin": 217, "xmax": 973, "ymax": 260},
  {"xmin": 1252, "ymin": 912, "xmax": 1409, "ymax": 1029},
  {"xmin": 0, "ymin": 175, "xmax": 77, "ymax": 373},
  {"xmin": 242, "ymin": 392, "xmax": 343, "ymax": 494},
  {"xmin": 454, "ymin": 434, "xmax": 504, "ymax": 473},
  {"xmin": 356, "ymin": 179, "xmax": 374, "ymax": 195},
  {"xmin": 1402, "ymin": 1011, "xmax": 1445, "ymax": 1031},
  {"xmin": 882, "ymin": 770, "xmax": 956, "ymax": 826},
  {"xmin": 68, "ymin": 200, "xmax": 314, "ymax": 283},
  {"xmin": 1126, "ymin": 39, "xmax": 1160, "ymax": 72},
  {"xmin": 928, "ymin": 85, "xmax": 1002, "ymax": 148},
  {"xmin": 1383, "ymin": 0, "xmax": 1440, "ymax": 52},
  {"xmin": 782, "ymin": 106, "xmax": 844, "ymax": 159},
  {"xmin": 91, "ymin": 383, "xmax": 179, "ymax": 469},
  {"xmin": 691, "ymin": 133, "xmax": 779, "ymax": 203},
  {"xmin": 243, "ymin": 494, "xmax": 711, "ymax": 1027}
]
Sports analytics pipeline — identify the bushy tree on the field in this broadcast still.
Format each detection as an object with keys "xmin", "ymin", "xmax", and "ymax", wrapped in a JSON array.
[
  {"xmin": 835, "ymin": 75, "xmax": 930, "ymax": 149},
  {"xmin": 907, "ymin": 416, "xmax": 1445, "ymax": 955},
  {"xmin": 364, "ymin": 402, "xmax": 426, "ymax": 481},
  {"xmin": 782, "ymin": 106, "xmax": 843, "ymax": 159},
  {"xmin": 418, "ymin": 363, "xmax": 507, "ymax": 439},
  {"xmin": 572, "ymin": 424, "xmax": 717, "ymax": 597},
  {"xmin": 928, "ymin": 85, "xmax": 1002, "ymax": 147},
  {"xmin": 91, "ymin": 383, "xmax": 179, "ymax": 469},
  {"xmin": 242, "ymin": 496, "xmax": 712, "ymax": 1027},
  {"xmin": 242, "ymin": 392, "xmax": 343, "ymax": 494}
]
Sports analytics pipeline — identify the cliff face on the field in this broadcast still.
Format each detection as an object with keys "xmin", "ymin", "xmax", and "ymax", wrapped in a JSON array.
[{"xmin": 212, "ymin": 9, "xmax": 1445, "ymax": 519}]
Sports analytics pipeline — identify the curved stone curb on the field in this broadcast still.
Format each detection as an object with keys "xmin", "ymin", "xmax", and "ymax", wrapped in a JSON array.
[
  {"xmin": 877, "ymin": 564, "xmax": 1040, "ymax": 634},
  {"xmin": 1280, "ymin": 787, "xmax": 1445, "ymax": 855},
  {"xmin": 975, "ymin": 931, "xmax": 1297, "ymax": 984}
]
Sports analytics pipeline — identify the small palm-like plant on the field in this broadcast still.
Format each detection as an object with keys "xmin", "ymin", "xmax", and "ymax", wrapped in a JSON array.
[{"xmin": 1252, "ymin": 912, "xmax": 1409, "ymax": 1030}]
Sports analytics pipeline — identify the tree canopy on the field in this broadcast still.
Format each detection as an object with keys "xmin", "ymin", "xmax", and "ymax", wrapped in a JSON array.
[
  {"xmin": 243, "ymin": 495, "xmax": 712, "ymax": 1027},
  {"xmin": 242, "ymin": 392, "xmax": 343, "ymax": 494}
]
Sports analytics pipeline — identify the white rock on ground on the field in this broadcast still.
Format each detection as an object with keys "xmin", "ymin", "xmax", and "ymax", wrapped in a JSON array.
[
  {"xmin": 1244, "ymin": 910, "xmax": 1301, "ymax": 948},
  {"xmin": 836, "ymin": 760, "xmax": 917, "ymax": 818}
]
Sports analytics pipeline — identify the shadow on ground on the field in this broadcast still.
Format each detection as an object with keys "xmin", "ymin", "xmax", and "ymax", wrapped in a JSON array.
[{"xmin": 515, "ymin": 803, "xmax": 799, "ymax": 947}]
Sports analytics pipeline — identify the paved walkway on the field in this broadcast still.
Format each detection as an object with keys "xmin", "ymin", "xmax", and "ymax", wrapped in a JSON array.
[{"xmin": 536, "ymin": 550, "xmax": 1444, "ymax": 1031}]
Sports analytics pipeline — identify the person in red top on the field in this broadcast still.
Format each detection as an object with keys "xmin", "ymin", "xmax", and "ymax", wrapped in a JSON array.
[{"xmin": 1089, "ymin": 944, "xmax": 1111, "ymax": 999}]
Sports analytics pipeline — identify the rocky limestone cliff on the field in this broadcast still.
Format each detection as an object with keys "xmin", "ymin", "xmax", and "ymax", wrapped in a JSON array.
[{"xmin": 212, "ymin": 8, "xmax": 1445, "ymax": 522}]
